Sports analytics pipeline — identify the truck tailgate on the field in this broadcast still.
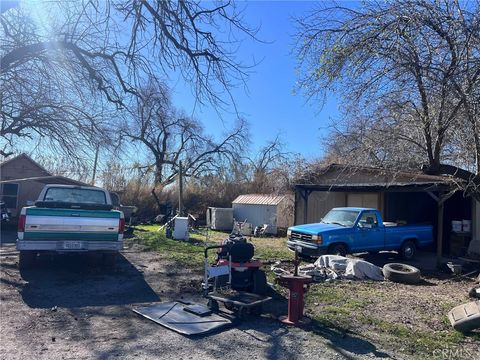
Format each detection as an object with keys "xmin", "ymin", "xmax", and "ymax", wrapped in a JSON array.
[{"xmin": 22, "ymin": 207, "xmax": 121, "ymax": 241}]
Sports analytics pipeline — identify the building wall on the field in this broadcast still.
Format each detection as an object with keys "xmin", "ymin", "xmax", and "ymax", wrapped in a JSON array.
[
  {"xmin": 232, "ymin": 203, "xmax": 278, "ymax": 234},
  {"xmin": 14, "ymin": 181, "xmax": 45, "ymax": 217},
  {"xmin": 295, "ymin": 191, "xmax": 347, "ymax": 225},
  {"xmin": 295, "ymin": 191, "xmax": 385, "ymax": 225},
  {"xmin": 1, "ymin": 156, "xmax": 51, "ymax": 217}
]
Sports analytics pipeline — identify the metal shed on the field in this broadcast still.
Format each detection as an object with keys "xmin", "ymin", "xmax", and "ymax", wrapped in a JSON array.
[{"xmin": 232, "ymin": 194, "xmax": 293, "ymax": 235}]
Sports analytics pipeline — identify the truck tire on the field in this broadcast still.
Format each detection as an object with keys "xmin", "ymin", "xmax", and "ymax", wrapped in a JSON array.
[
  {"xmin": 329, "ymin": 244, "xmax": 347, "ymax": 257},
  {"xmin": 383, "ymin": 263, "xmax": 421, "ymax": 284},
  {"xmin": 399, "ymin": 240, "xmax": 416, "ymax": 260},
  {"xmin": 19, "ymin": 251, "xmax": 36, "ymax": 269}
]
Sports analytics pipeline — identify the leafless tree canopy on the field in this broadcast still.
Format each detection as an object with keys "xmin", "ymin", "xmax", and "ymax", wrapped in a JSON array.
[
  {"xmin": 0, "ymin": 1, "xmax": 256, "ymax": 159},
  {"xmin": 295, "ymin": 0, "xmax": 480, "ymax": 191},
  {"xmin": 122, "ymin": 77, "xmax": 248, "ymax": 187}
]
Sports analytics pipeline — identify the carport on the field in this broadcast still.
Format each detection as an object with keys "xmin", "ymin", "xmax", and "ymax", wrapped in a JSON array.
[{"xmin": 294, "ymin": 164, "xmax": 474, "ymax": 263}]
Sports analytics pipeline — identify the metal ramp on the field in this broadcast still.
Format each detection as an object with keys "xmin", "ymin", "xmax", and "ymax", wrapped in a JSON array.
[{"xmin": 133, "ymin": 302, "xmax": 233, "ymax": 336}]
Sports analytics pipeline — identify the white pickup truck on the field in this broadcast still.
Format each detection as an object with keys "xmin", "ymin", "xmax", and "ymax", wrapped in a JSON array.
[{"xmin": 17, "ymin": 184, "xmax": 124, "ymax": 268}]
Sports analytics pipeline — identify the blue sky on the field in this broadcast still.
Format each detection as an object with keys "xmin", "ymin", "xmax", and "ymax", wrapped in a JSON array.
[{"xmin": 170, "ymin": 1, "xmax": 342, "ymax": 159}]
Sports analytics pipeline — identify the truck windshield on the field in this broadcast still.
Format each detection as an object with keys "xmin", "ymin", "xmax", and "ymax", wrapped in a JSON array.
[
  {"xmin": 44, "ymin": 188, "xmax": 106, "ymax": 204},
  {"xmin": 321, "ymin": 209, "xmax": 359, "ymax": 226}
]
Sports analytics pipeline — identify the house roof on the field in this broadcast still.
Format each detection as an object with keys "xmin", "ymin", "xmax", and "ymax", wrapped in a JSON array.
[
  {"xmin": 232, "ymin": 194, "xmax": 287, "ymax": 206},
  {"xmin": 0, "ymin": 153, "xmax": 51, "ymax": 176},
  {"xmin": 0, "ymin": 175, "xmax": 89, "ymax": 186}
]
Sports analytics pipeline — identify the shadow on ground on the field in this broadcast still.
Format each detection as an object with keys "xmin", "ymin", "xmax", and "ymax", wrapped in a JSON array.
[
  {"xmin": 20, "ymin": 253, "xmax": 160, "ymax": 308},
  {"xmin": 308, "ymin": 319, "xmax": 391, "ymax": 359}
]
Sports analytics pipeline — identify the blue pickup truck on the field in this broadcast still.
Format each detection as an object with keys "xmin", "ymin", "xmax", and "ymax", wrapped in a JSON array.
[{"xmin": 287, "ymin": 207, "xmax": 433, "ymax": 260}]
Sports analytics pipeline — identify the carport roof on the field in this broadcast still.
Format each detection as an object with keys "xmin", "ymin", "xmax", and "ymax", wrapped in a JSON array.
[
  {"xmin": 295, "ymin": 164, "xmax": 457, "ymax": 193},
  {"xmin": 295, "ymin": 181, "xmax": 453, "ymax": 193}
]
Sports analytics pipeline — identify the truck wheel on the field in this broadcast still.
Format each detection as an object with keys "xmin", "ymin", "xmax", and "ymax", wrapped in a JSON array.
[
  {"xmin": 252, "ymin": 270, "xmax": 268, "ymax": 295},
  {"xmin": 399, "ymin": 240, "xmax": 416, "ymax": 260},
  {"xmin": 19, "ymin": 251, "xmax": 36, "ymax": 269},
  {"xmin": 329, "ymin": 244, "xmax": 347, "ymax": 257},
  {"xmin": 383, "ymin": 263, "xmax": 421, "ymax": 284}
]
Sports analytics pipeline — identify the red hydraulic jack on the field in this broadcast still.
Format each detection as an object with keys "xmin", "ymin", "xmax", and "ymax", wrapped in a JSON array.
[{"xmin": 276, "ymin": 248, "xmax": 312, "ymax": 325}]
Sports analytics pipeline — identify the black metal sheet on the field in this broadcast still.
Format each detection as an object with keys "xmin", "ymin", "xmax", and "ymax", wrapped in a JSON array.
[{"xmin": 132, "ymin": 302, "xmax": 233, "ymax": 336}]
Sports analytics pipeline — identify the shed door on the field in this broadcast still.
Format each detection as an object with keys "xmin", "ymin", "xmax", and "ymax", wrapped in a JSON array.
[{"xmin": 347, "ymin": 193, "xmax": 379, "ymax": 209}]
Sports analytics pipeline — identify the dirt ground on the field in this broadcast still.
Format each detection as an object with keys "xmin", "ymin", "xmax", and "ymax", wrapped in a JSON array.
[
  {"xmin": 1, "ymin": 241, "xmax": 399, "ymax": 360},
  {"xmin": 1, "ymin": 234, "xmax": 479, "ymax": 360}
]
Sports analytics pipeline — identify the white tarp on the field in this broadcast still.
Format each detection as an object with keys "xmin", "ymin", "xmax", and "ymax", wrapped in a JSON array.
[{"xmin": 299, "ymin": 255, "xmax": 384, "ymax": 281}]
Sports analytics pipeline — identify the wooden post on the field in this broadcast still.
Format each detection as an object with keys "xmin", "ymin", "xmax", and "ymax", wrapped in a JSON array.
[
  {"xmin": 303, "ymin": 190, "xmax": 310, "ymax": 224},
  {"xmin": 436, "ymin": 201, "xmax": 444, "ymax": 266},
  {"xmin": 178, "ymin": 161, "xmax": 183, "ymax": 216},
  {"xmin": 428, "ymin": 190, "xmax": 455, "ymax": 267}
]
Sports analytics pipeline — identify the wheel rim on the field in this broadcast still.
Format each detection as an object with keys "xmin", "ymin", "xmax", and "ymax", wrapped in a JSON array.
[{"xmin": 404, "ymin": 245, "xmax": 414, "ymax": 258}]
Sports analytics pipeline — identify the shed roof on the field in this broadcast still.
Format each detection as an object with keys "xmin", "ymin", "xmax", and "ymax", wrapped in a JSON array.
[{"xmin": 232, "ymin": 194, "xmax": 286, "ymax": 206}]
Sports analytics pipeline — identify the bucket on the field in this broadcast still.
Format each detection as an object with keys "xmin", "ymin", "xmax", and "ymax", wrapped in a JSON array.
[
  {"xmin": 451, "ymin": 221, "xmax": 462, "ymax": 232},
  {"xmin": 462, "ymin": 220, "xmax": 471, "ymax": 233}
]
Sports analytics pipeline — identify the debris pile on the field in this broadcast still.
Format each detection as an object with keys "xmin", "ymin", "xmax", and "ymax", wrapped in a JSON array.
[{"xmin": 272, "ymin": 255, "xmax": 384, "ymax": 282}]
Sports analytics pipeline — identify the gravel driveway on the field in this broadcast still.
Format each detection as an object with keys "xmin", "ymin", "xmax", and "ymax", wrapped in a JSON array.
[{"xmin": 0, "ymin": 243, "xmax": 395, "ymax": 360}]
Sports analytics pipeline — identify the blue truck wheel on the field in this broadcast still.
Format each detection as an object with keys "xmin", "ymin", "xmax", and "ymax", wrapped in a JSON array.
[
  {"xmin": 399, "ymin": 240, "xmax": 416, "ymax": 260},
  {"xmin": 329, "ymin": 244, "xmax": 347, "ymax": 257}
]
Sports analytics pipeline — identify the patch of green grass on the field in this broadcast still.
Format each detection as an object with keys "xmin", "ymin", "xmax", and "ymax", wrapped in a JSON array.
[
  {"xmin": 134, "ymin": 224, "xmax": 162, "ymax": 232},
  {"xmin": 187, "ymin": 229, "xmax": 293, "ymax": 261},
  {"xmin": 359, "ymin": 315, "xmax": 465, "ymax": 355},
  {"xmin": 132, "ymin": 228, "xmax": 206, "ymax": 268},
  {"xmin": 131, "ymin": 226, "xmax": 293, "ymax": 276}
]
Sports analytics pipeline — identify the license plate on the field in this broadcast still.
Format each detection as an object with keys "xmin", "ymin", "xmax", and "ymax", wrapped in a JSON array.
[
  {"xmin": 296, "ymin": 245, "xmax": 303, "ymax": 253},
  {"xmin": 63, "ymin": 241, "xmax": 82, "ymax": 250}
]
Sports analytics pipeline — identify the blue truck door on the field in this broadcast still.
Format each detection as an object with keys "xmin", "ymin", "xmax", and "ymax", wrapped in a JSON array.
[{"xmin": 354, "ymin": 211, "xmax": 384, "ymax": 251}]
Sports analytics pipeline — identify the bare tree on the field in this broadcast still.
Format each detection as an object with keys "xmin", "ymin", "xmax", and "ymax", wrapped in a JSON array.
[
  {"xmin": 295, "ymin": 0, "xmax": 480, "ymax": 193},
  {"xmin": 122, "ymin": 78, "xmax": 248, "ymax": 187},
  {"xmin": 0, "ymin": 1, "xmax": 257, "ymax": 159},
  {"xmin": 244, "ymin": 136, "xmax": 292, "ymax": 193}
]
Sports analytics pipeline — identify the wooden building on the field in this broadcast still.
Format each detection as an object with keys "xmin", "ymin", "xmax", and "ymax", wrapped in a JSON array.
[{"xmin": 0, "ymin": 154, "xmax": 87, "ymax": 219}]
